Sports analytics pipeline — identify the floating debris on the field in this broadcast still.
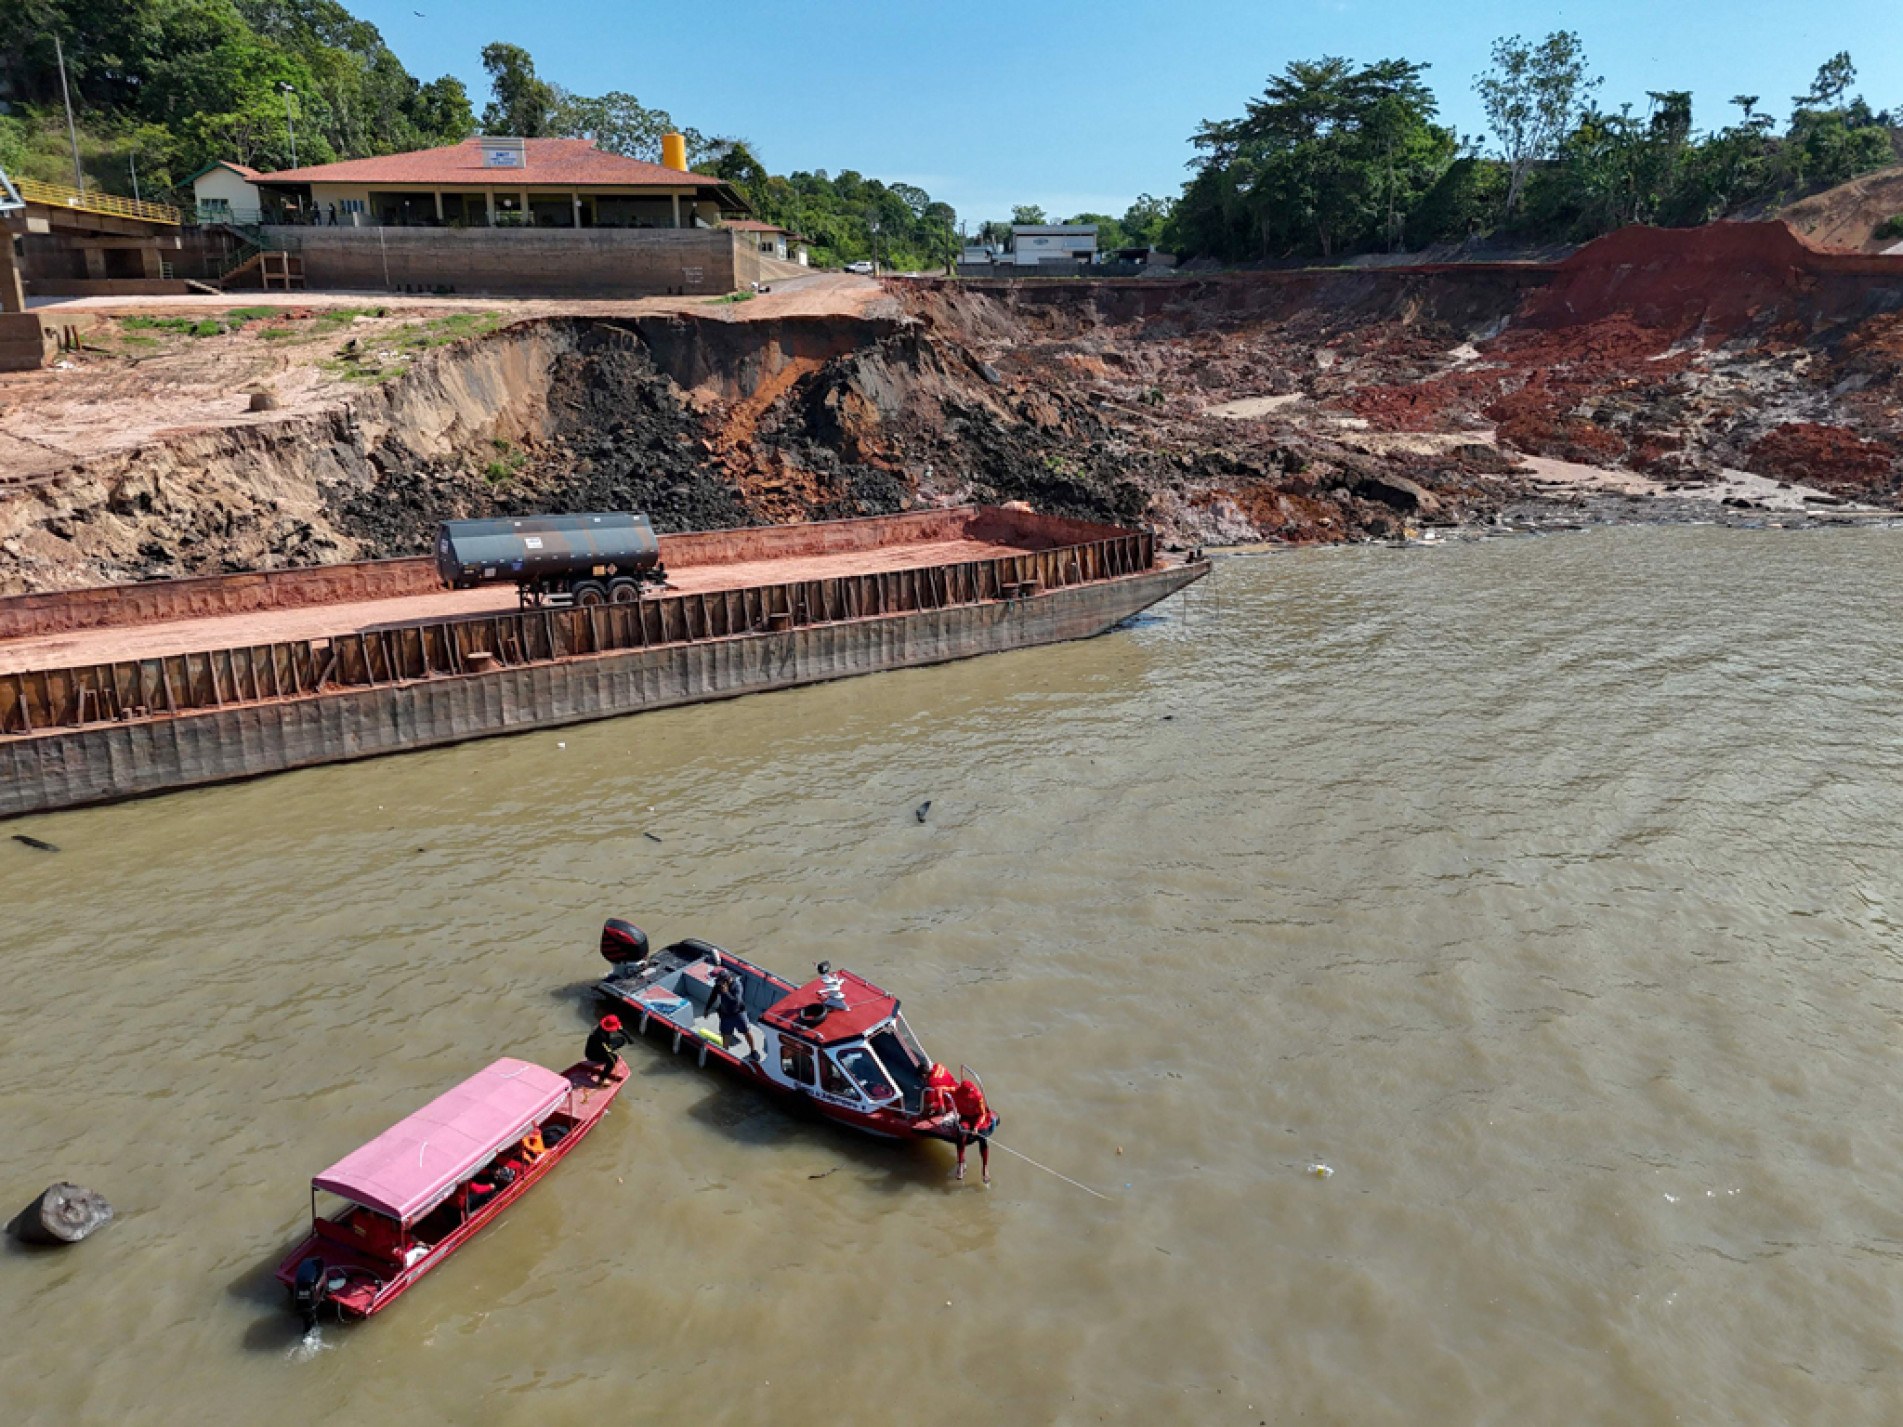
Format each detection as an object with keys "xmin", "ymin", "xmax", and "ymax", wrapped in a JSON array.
[
  {"xmin": 11, "ymin": 834, "xmax": 59, "ymax": 853},
  {"xmin": 914, "ymin": 800, "xmax": 932, "ymax": 823}
]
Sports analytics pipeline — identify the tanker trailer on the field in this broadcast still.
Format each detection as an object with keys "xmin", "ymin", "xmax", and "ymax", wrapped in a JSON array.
[{"xmin": 435, "ymin": 513, "xmax": 667, "ymax": 607}]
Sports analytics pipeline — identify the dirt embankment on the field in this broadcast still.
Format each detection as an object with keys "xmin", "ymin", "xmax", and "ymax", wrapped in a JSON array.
[{"xmin": 3, "ymin": 223, "xmax": 1902, "ymax": 594}]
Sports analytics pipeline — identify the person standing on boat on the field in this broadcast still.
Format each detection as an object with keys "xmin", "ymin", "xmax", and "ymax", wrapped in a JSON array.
[
  {"xmin": 953, "ymin": 1076, "xmax": 993, "ymax": 1185},
  {"xmin": 710, "ymin": 968, "xmax": 762, "ymax": 1063},
  {"xmin": 586, "ymin": 1014, "xmax": 624, "ymax": 1083}
]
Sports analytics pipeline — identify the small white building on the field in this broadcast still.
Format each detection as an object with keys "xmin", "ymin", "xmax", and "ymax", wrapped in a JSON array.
[
  {"xmin": 188, "ymin": 161, "xmax": 263, "ymax": 224},
  {"xmin": 725, "ymin": 219, "xmax": 808, "ymax": 265},
  {"xmin": 1008, "ymin": 224, "xmax": 1096, "ymax": 267}
]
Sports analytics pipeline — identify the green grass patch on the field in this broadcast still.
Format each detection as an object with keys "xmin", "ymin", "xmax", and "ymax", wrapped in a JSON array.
[
  {"xmin": 322, "ymin": 311, "xmax": 503, "ymax": 383},
  {"xmin": 483, "ymin": 438, "xmax": 529, "ymax": 485},
  {"xmin": 225, "ymin": 306, "xmax": 280, "ymax": 325},
  {"xmin": 1876, "ymin": 213, "xmax": 1903, "ymax": 241},
  {"xmin": 708, "ymin": 290, "xmax": 756, "ymax": 304}
]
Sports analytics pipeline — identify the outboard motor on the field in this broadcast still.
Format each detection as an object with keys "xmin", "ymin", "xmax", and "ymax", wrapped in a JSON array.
[
  {"xmin": 292, "ymin": 1256, "xmax": 329, "ymax": 1331},
  {"xmin": 600, "ymin": 919, "xmax": 649, "ymax": 966}
]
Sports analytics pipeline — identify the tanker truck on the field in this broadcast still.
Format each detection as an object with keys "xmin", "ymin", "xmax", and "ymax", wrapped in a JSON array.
[{"xmin": 435, "ymin": 512, "xmax": 668, "ymax": 608}]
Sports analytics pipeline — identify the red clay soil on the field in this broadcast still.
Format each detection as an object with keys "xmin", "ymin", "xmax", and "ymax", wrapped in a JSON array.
[
  {"xmin": 1517, "ymin": 221, "xmax": 1824, "ymax": 337},
  {"xmin": 1746, "ymin": 423, "xmax": 1900, "ymax": 496}
]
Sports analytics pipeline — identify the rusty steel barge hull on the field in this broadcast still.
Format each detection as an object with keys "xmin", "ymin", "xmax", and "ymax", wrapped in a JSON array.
[{"xmin": 0, "ymin": 510, "xmax": 1205, "ymax": 818}]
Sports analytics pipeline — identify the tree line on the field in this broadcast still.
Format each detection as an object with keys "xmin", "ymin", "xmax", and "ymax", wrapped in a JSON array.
[
  {"xmin": 0, "ymin": 1, "xmax": 962, "ymax": 268},
  {"xmin": 1165, "ymin": 36, "xmax": 1901, "ymax": 262}
]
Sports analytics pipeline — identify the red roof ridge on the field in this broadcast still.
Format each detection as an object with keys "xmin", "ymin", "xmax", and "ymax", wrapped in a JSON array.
[{"xmin": 252, "ymin": 137, "xmax": 728, "ymax": 191}]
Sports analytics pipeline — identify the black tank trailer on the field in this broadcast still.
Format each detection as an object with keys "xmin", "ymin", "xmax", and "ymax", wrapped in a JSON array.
[{"xmin": 435, "ymin": 512, "xmax": 668, "ymax": 607}]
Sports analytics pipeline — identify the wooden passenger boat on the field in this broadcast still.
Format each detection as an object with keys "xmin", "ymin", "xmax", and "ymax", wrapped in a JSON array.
[
  {"xmin": 273, "ymin": 1056, "xmax": 627, "ymax": 1327},
  {"xmin": 593, "ymin": 919, "xmax": 999, "ymax": 1145}
]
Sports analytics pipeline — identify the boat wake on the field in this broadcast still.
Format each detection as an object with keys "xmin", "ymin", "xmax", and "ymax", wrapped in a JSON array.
[{"xmin": 287, "ymin": 1328, "xmax": 333, "ymax": 1363}]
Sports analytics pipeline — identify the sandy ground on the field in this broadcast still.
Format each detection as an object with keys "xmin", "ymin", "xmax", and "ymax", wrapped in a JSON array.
[
  {"xmin": 0, "ymin": 275, "xmax": 887, "ymax": 481},
  {"xmin": 0, "ymin": 536, "xmax": 1031, "ymax": 674},
  {"xmin": 1513, "ymin": 453, "xmax": 1882, "ymax": 512}
]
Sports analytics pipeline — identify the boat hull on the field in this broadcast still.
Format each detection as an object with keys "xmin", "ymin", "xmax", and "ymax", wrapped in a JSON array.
[{"xmin": 1, "ymin": 562, "xmax": 1206, "ymax": 818}]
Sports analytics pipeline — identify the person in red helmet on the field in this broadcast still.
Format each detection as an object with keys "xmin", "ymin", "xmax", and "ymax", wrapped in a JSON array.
[
  {"xmin": 952, "ymin": 1075, "xmax": 993, "ymax": 1185},
  {"xmin": 586, "ymin": 1014, "xmax": 625, "ymax": 1083}
]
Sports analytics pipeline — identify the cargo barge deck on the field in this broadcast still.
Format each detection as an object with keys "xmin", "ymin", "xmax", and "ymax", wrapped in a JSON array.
[{"xmin": 0, "ymin": 507, "xmax": 1206, "ymax": 818}]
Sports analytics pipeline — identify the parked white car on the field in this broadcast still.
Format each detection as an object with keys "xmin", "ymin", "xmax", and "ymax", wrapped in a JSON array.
[{"xmin": 843, "ymin": 260, "xmax": 875, "ymax": 275}]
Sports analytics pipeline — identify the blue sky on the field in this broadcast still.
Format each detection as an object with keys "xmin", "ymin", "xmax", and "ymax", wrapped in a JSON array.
[{"xmin": 354, "ymin": 0, "xmax": 1901, "ymax": 226}]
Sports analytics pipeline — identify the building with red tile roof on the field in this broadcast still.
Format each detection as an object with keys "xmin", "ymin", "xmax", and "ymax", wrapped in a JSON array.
[{"xmin": 219, "ymin": 137, "xmax": 749, "ymax": 230}]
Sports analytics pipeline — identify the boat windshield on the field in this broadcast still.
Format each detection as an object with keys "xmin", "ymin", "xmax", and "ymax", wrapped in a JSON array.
[
  {"xmin": 890, "ymin": 1014, "xmax": 927, "ymax": 1066},
  {"xmin": 834, "ymin": 1044, "xmax": 898, "ymax": 1102}
]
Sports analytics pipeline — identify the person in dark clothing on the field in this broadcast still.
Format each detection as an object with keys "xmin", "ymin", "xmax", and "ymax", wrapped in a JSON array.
[
  {"xmin": 709, "ymin": 968, "xmax": 761, "ymax": 1062},
  {"xmin": 586, "ymin": 1014, "xmax": 624, "ymax": 1082}
]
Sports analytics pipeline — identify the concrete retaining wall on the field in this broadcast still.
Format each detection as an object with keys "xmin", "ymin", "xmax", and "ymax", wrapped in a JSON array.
[
  {"xmin": 0, "ymin": 563, "xmax": 1204, "ymax": 817},
  {"xmin": 266, "ymin": 226, "xmax": 744, "ymax": 297}
]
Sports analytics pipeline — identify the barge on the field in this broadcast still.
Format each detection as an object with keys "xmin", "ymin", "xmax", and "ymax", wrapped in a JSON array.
[{"xmin": 0, "ymin": 506, "xmax": 1207, "ymax": 817}]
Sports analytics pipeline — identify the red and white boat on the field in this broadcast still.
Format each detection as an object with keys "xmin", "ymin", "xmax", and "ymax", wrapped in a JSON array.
[
  {"xmin": 274, "ymin": 1056, "xmax": 627, "ymax": 1327},
  {"xmin": 593, "ymin": 919, "xmax": 998, "ymax": 1144}
]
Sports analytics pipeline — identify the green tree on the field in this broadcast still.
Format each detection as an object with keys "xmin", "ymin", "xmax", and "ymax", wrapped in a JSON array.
[
  {"xmin": 1119, "ymin": 193, "xmax": 1172, "ymax": 248},
  {"xmin": 1010, "ymin": 204, "xmax": 1047, "ymax": 225},
  {"xmin": 479, "ymin": 41, "xmax": 555, "ymax": 137},
  {"xmin": 1474, "ymin": 31, "xmax": 1600, "ymax": 216},
  {"xmin": 551, "ymin": 89, "xmax": 674, "ymax": 160}
]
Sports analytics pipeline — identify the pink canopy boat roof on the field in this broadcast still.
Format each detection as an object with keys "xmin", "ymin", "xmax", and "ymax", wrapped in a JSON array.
[{"xmin": 313, "ymin": 1058, "xmax": 570, "ymax": 1224}]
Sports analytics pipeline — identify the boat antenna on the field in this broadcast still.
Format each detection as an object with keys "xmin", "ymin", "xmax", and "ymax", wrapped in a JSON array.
[{"xmin": 979, "ymin": 1135, "xmax": 1112, "ymax": 1200}]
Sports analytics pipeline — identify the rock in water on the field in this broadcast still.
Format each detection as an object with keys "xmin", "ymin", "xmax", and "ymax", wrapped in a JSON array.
[{"xmin": 9, "ymin": 1182, "xmax": 114, "ymax": 1244}]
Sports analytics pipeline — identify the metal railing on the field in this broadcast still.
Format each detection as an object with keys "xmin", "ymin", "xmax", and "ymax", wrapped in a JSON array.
[
  {"xmin": 14, "ymin": 178, "xmax": 181, "ymax": 226},
  {"xmin": 0, "ymin": 534, "xmax": 1154, "ymax": 736}
]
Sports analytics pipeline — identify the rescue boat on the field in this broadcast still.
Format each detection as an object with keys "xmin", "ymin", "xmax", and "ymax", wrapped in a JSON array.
[
  {"xmin": 273, "ymin": 1056, "xmax": 628, "ymax": 1328},
  {"xmin": 592, "ymin": 918, "xmax": 998, "ymax": 1145}
]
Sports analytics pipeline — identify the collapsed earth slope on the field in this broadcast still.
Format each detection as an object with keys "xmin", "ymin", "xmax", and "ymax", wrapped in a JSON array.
[{"xmin": 2, "ymin": 221, "xmax": 1900, "ymax": 594}]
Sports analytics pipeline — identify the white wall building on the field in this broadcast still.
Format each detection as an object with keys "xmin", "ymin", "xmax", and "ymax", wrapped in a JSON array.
[{"xmin": 1008, "ymin": 224, "xmax": 1097, "ymax": 266}]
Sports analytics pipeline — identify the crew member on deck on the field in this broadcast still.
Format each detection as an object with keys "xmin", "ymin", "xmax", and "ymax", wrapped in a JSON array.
[
  {"xmin": 710, "ymin": 968, "xmax": 762, "ymax": 1063},
  {"xmin": 953, "ymin": 1075, "xmax": 992, "ymax": 1185},
  {"xmin": 920, "ymin": 1060, "xmax": 957, "ymax": 1120},
  {"xmin": 586, "ymin": 1015, "xmax": 624, "ymax": 1082},
  {"xmin": 519, "ymin": 1126, "xmax": 547, "ymax": 1165}
]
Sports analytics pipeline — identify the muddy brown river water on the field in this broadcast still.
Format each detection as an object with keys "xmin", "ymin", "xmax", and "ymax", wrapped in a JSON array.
[{"xmin": 4, "ymin": 525, "xmax": 1902, "ymax": 1426}]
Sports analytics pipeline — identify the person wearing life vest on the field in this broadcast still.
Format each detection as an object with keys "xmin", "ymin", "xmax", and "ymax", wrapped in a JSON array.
[
  {"xmin": 586, "ymin": 1014, "xmax": 624, "ymax": 1083},
  {"xmin": 518, "ymin": 1126, "xmax": 548, "ymax": 1165},
  {"xmin": 919, "ymin": 1061, "xmax": 957, "ymax": 1121},
  {"xmin": 952, "ymin": 1075, "xmax": 992, "ymax": 1185}
]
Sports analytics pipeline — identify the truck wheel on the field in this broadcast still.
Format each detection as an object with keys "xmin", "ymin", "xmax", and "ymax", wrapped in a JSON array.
[
  {"xmin": 608, "ymin": 577, "xmax": 640, "ymax": 604},
  {"xmin": 571, "ymin": 580, "xmax": 609, "ymax": 607}
]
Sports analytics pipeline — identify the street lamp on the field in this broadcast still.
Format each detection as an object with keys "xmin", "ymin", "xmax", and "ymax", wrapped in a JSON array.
[
  {"xmin": 276, "ymin": 82, "xmax": 298, "ymax": 170},
  {"xmin": 868, "ymin": 216, "xmax": 880, "ymax": 275}
]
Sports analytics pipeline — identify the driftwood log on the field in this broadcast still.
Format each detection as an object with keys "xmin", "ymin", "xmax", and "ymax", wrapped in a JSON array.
[{"xmin": 8, "ymin": 1182, "xmax": 113, "ymax": 1245}]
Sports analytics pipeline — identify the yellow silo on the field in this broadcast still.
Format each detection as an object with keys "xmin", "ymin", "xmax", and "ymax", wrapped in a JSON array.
[{"xmin": 661, "ymin": 133, "xmax": 688, "ymax": 171}]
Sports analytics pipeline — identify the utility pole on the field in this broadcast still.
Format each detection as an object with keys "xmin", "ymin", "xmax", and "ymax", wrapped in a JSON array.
[
  {"xmin": 277, "ymin": 82, "xmax": 298, "ymax": 169},
  {"xmin": 128, "ymin": 149, "xmax": 140, "ymax": 204},
  {"xmin": 54, "ymin": 35, "xmax": 83, "ymax": 194}
]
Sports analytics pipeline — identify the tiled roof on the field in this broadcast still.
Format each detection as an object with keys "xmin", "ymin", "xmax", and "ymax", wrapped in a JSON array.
[
  {"xmin": 724, "ymin": 219, "xmax": 787, "ymax": 233},
  {"xmin": 253, "ymin": 139, "xmax": 725, "ymax": 190}
]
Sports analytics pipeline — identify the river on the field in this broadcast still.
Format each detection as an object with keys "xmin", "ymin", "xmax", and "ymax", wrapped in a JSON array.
[{"xmin": 4, "ymin": 525, "xmax": 1901, "ymax": 1425}]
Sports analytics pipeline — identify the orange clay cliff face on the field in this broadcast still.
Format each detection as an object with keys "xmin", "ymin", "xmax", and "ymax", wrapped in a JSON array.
[{"xmin": 3, "ymin": 220, "xmax": 1901, "ymax": 595}]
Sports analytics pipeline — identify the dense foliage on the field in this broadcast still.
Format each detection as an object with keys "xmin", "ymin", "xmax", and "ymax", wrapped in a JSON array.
[
  {"xmin": 1170, "ymin": 39, "xmax": 1901, "ymax": 262},
  {"xmin": 0, "ymin": 6, "xmax": 961, "ymax": 266},
  {"xmin": 0, "ymin": 0, "xmax": 476, "ymax": 190}
]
